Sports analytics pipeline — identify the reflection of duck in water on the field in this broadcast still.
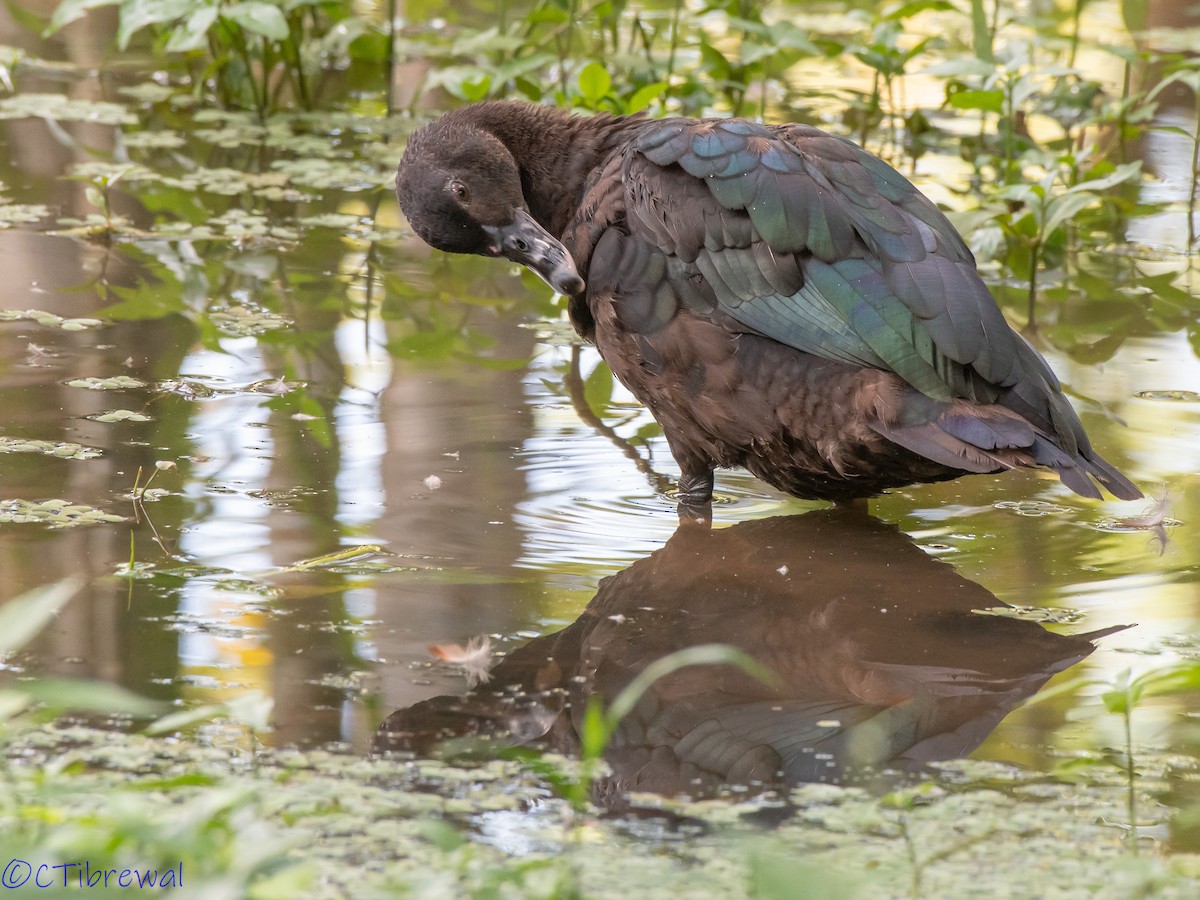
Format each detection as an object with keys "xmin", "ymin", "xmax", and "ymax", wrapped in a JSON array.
[{"xmin": 375, "ymin": 509, "xmax": 1126, "ymax": 802}]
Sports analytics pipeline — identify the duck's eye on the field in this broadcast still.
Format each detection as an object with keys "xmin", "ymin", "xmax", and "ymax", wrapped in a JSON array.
[{"xmin": 449, "ymin": 181, "xmax": 470, "ymax": 201}]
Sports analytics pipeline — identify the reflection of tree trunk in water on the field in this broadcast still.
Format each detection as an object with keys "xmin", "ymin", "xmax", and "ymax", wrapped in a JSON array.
[
  {"xmin": 258, "ymin": 282, "xmax": 349, "ymax": 748},
  {"xmin": 371, "ymin": 298, "xmax": 539, "ymax": 725},
  {"xmin": 0, "ymin": 256, "xmax": 198, "ymax": 703},
  {"xmin": 1126, "ymin": 0, "xmax": 1200, "ymax": 251},
  {"xmin": 564, "ymin": 345, "xmax": 673, "ymax": 496}
]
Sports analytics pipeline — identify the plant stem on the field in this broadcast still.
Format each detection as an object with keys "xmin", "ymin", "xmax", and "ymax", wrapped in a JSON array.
[
  {"xmin": 899, "ymin": 815, "xmax": 921, "ymax": 900},
  {"xmin": 1004, "ymin": 76, "xmax": 1015, "ymax": 183},
  {"xmin": 1118, "ymin": 59, "xmax": 1131, "ymax": 165},
  {"xmin": 386, "ymin": 0, "xmax": 396, "ymax": 114},
  {"xmin": 286, "ymin": 15, "xmax": 310, "ymax": 109},
  {"xmin": 1125, "ymin": 705, "xmax": 1139, "ymax": 855},
  {"xmin": 1190, "ymin": 88, "xmax": 1199, "ymax": 249},
  {"xmin": 667, "ymin": 0, "xmax": 683, "ymax": 92},
  {"xmin": 1068, "ymin": 0, "xmax": 1083, "ymax": 68},
  {"xmin": 1026, "ymin": 238, "xmax": 1040, "ymax": 329},
  {"xmin": 231, "ymin": 27, "xmax": 266, "ymax": 120}
]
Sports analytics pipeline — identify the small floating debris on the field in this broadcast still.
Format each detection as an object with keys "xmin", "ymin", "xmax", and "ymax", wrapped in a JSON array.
[
  {"xmin": 1095, "ymin": 493, "xmax": 1178, "ymax": 554},
  {"xmin": 0, "ymin": 498, "xmax": 127, "ymax": 528},
  {"xmin": 1135, "ymin": 390, "xmax": 1200, "ymax": 402},
  {"xmin": 429, "ymin": 635, "xmax": 494, "ymax": 687},
  {"xmin": 0, "ymin": 437, "xmax": 102, "ymax": 460},
  {"xmin": 88, "ymin": 409, "xmax": 153, "ymax": 423},
  {"xmin": 973, "ymin": 606, "xmax": 1085, "ymax": 624},
  {"xmin": 994, "ymin": 500, "xmax": 1071, "ymax": 517},
  {"xmin": 0, "ymin": 309, "xmax": 99, "ymax": 328},
  {"xmin": 66, "ymin": 375, "xmax": 147, "ymax": 391}
]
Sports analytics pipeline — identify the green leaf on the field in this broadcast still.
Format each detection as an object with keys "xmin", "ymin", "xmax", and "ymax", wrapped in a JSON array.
[
  {"xmin": 625, "ymin": 81, "xmax": 667, "ymax": 114},
  {"xmin": 450, "ymin": 26, "xmax": 524, "ymax": 56},
  {"xmin": 1129, "ymin": 662, "xmax": 1200, "ymax": 701},
  {"xmin": 145, "ymin": 702, "xmax": 233, "ymax": 735},
  {"xmin": 970, "ymin": 0, "xmax": 993, "ymax": 63},
  {"xmin": 1067, "ymin": 161, "xmax": 1141, "ymax": 194},
  {"xmin": 1042, "ymin": 192, "xmax": 1099, "ymax": 236},
  {"xmin": 115, "ymin": 0, "xmax": 200, "ymax": 50},
  {"xmin": 583, "ymin": 360, "xmax": 613, "ymax": 416},
  {"xmin": 577, "ymin": 62, "xmax": 611, "ymax": 102},
  {"xmin": 580, "ymin": 695, "xmax": 609, "ymax": 761},
  {"xmin": 461, "ymin": 74, "xmax": 491, "ymax": 102},
  {"xmin": 164, "ymin": 6, "xmax": 219, "ymax": 53},
  {"xmin": 514, "ymin": 76, "xmax": 543, "ymax": 102},
  {"xmin": 947, "ymin": 87, "xmax": 1004, "ymax": 113},
  {"xmin": 885, "ymin": 0, "xmax": 954, "ymax": 20},
  {"xmin": 222, "ymin": 2, "xmax": 290, "ymax": 41},
  {"xmin": 420, "ymin": 820, "xmax": 467, "ymax": 852},
  {"xmin": 0, "ymin": 578, "xmax": 82, "ymax": 655},
  {"xmin": 920, "ymin": 58, "xmax": 995, "ymax": 77},
  {"xmin": 44, "ymin": 0, "xmax": 120, "ymax": 36},
  {"xmin": 526, "ymin": 3, "xmax": 569, "ymax": 24},
  {"xmin": 146, "ymin": 689, "xmax": 273, "ymax": 735},
  {"xmin": 1019, "ymin": 672, "xmax": 1098, "ymax": 708},
  {"xmin": 17, "ymin": 678, "xmax": 167, "ymax": 717},
  {"xmin": 1102, "ymin": 685, "xmax": 1131, "ymax": 714},
  {"xmin": 604, "ymin": 644, "xmax": 780, "ymax": 734}
]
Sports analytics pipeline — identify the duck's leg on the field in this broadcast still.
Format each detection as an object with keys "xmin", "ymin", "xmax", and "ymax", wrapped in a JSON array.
[{"xmin": 676, "ymin": 469, "xmax": 714, "ymax": 526}]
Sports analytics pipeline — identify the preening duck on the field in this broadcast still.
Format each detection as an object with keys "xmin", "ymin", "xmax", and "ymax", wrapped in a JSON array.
[{"xmin": 395, "ymin": 101, "xmax": 1141, "ymax": 507}]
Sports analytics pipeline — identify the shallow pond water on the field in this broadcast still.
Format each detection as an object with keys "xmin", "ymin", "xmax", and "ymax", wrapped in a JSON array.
[{"xmin": 0, "ymin": 0, "xmax": 1199, "ymax": 881}]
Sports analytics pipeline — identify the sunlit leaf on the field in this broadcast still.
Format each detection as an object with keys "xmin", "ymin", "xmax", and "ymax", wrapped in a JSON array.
[
  {"xmin": 947, "ymin": 87, "xmax": 1004, "ymax": 113},
  {"xmin": 1066, "ymin": 161, "xmax": 1142, "ymax": 194},
  {"xmin": 578, "ymin": 62, "xmax": 612, "ymax": 102},
  {"xmin": 885, "ymin": 0, "xmax": 954, "ymax": 20},
  {"xmin": 222, "ymin": 2, "xmax": 290, "ymax": 41},
  {"xmin": 44, "ymin": 0, "xmax": 119, "ymax": 36},
  {"xmin": 116, "ymin": 0, "xmax": 200, "ymax": 50},
  {"xmin": 1042, "ymin": 192, "xmax": 1099, "ymax": 236},
  {"xmin": 164, "ymin": 6, "xmax": 219, "ymax": 53},
  {"xmin": 921, "ymin": 58, "xmax": 995, "ymax": 77},
  {"xmin": 461, "ymin": 74, "xmax": 491, "ymax": 103}
]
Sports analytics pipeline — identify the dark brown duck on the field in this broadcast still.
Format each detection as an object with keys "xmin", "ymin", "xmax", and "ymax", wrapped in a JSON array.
[{"xmin": 395, "ymin": 101, "xmax": 1141, "ymax": 506}]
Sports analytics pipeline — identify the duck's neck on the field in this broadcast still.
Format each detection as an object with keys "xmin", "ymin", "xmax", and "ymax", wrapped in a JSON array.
[{"xmin": 450, "ymin": 101, "xmax": 642, "ymax": 237}]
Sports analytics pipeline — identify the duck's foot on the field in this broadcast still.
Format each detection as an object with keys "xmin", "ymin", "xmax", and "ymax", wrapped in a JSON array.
[{"xmin": 676, "ymin": 472, "xmax": 714, "ymax": 527}]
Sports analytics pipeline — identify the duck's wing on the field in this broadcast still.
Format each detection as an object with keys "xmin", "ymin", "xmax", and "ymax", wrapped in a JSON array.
[{"xmin": 627, "ymin": 119, "xmax": 1049, "ymax": 403}]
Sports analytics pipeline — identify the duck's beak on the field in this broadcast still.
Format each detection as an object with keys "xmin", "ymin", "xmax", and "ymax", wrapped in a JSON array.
[{"xmin": 484, "ymin": 209, "xmax": 585, "ymax": 296}]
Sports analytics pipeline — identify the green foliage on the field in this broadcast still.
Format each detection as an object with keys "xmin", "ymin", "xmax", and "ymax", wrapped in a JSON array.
[
  {"xmin": 45, "ymin": 0, "xmax": 372, "ymax": 117},
  {"xmin": 34, "ymin": 0, "xmax": 1198, "ymax": 312},
  {"xmin": 1026, "ymin": 660, "xmax": 1200, "ymax": 849},
  {"xmin": 983, "ymin": 157, "xmax": 1142, "ymax": 313}
]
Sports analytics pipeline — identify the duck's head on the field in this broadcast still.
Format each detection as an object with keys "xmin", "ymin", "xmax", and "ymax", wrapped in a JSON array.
[{"xmin": 395, "ymin": 120, "xmax": 585, "ymax": 296}]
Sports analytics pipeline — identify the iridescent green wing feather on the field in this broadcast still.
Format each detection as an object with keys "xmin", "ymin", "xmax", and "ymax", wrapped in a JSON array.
[{"xmin": 629, "ymin": 118, "xmax": 1045, "ymax": 407}]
